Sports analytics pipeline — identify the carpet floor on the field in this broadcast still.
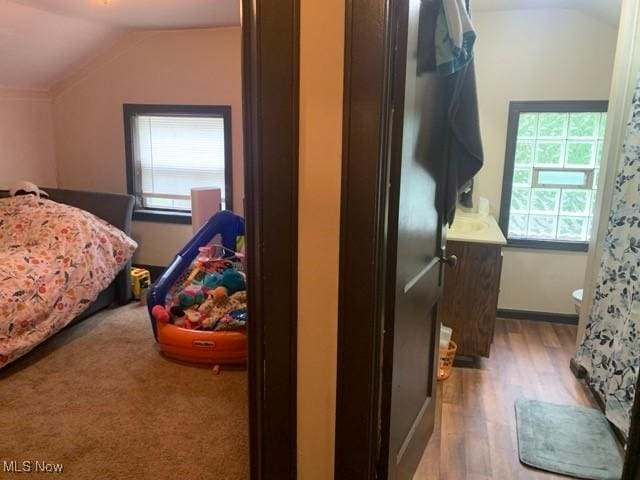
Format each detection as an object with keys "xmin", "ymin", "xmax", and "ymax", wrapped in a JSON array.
[{"xmin": 0, "ymin": 304, "xmax": 249, "ymax": 480}]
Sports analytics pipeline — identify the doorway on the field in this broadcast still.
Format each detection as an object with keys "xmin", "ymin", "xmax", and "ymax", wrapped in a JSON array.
[
  {"xmin": 335, "ymin": 0, "xmax": 639, "ymax": 479},
  {"xmin": 0, "ymin": 0, "xmax": 298, "ymax": 479}
]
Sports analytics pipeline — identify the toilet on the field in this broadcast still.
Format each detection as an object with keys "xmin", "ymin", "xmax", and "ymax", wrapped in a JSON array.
[{"xmin": 572, "ymin": 289, "xmax": 583, "ymax": 314}]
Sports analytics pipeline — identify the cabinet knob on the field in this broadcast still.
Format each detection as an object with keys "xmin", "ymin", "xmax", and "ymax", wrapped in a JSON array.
[{"xmin": 441, "ymin": 254, "xmax": 458, "ymax": 268}]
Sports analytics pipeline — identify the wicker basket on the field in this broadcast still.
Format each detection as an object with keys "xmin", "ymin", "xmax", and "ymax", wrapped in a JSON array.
[{"xmin": 438, "ymin": 340, "xmax": 457, "ymax": 381}]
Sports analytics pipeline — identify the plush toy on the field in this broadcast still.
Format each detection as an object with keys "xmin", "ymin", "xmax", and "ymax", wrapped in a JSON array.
[
  {"xmin": 9, "ymin": 180, "xmax": 49, "ymax": 198},
  {"xmin": 210, "ymin": 286, "xmax": 229, "ymax": 303},
  {"xmin": 199, "ymin": 291, "xmax": 248, "ymax": 330},
  {"xmin": 221, "ymin": 269, "xmax": 246, "ymax": 295},
  {"xmin": 229, "ymin": 291, "xmax": 247, "ymax": 306},
  {"xmin": 198, "ymin": 269, "xmax": 246, "ymax": 307},
  {"xmin": 203, "ymin": 272, "xmax": 223, "ymax": 289},
  {"xmin": 198, "ymin": 288, "xmax": 227, "ymax": 317},
  {"xmin": 178, "ymin": 284, "xmax": 206, "ymax": 307},
  {"xmin": 152, "ymin": 305, "xmax": 170, "ymax": 323},
  {"xmin": 184, "ymin": 309, "xmax": 203, "ymax": 329}
]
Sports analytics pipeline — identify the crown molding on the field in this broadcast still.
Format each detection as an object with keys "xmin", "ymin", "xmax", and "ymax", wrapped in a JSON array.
[{"xmin": 0, "ymin": 88, "xmax": 51, "ymax": 101}]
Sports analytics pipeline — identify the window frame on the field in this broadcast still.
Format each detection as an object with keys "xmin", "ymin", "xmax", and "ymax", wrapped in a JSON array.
[
  {"xmin": 123, "ymin": 103, "xmax": 233, "ymax": 224},
  {"xmin": 498, "ymin": 100, "xmax": 608, "ymax": 252}
]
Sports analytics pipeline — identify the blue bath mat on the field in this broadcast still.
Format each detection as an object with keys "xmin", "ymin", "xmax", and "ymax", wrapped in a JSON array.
[{"xmin": 515, "ymin": 398, "xmax": 623, "ymax": 480}]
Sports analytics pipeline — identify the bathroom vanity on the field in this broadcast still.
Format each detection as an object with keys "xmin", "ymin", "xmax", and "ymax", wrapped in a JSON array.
[{"xmin": 442, "ymin": 211, "xmax": 507, "ymax": 358}]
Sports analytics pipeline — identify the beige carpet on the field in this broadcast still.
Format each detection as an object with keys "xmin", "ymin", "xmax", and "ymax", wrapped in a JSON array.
[{"xmin": 0, "ymin": 304, "xmax": 249, "ymax": 480}]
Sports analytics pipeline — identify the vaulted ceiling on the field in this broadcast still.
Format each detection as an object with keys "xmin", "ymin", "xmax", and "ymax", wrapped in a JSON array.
[
  {"xmin": 0, "ymin": 0, "xmax": 622, "ymax": 91},
  {"xmin": 0, "ymin": 0, "xmax": 240, "ymax": 90}
]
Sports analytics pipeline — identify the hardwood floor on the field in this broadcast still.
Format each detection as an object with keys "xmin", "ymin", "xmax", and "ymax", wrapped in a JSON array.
[{"xmin": 414, "ymin": 318, "xmax": 598, "ymax": 479}]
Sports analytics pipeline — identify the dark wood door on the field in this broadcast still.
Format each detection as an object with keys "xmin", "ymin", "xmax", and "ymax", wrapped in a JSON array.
[{"xmin": 380, "ymin": 0, "xmax": 450, "ymax": 478}]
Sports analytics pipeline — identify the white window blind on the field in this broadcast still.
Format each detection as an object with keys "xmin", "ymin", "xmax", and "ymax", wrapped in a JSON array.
[{"xmin": 132, "ymin": 115, "xmax": 227, "ymax": 211}]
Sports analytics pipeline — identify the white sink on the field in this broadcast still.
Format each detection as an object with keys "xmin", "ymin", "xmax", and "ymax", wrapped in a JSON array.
[
  {"xmin": 447, "ymin": 212, "xmax": 506, "ymax": 245},
  {"xmin": 449, "ymin": 216, "xmax": 489, "ymax": 235}
]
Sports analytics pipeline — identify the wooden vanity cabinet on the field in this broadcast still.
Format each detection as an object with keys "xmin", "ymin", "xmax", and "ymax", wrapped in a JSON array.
[{"xmin": 441, "ymin": 240, "xmax": 503, "ymax": 357}]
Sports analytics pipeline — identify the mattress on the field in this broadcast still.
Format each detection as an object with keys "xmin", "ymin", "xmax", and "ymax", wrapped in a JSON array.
[{"xmin": 0, "ymin": 195, "xmax": 137, "ymax": 368}]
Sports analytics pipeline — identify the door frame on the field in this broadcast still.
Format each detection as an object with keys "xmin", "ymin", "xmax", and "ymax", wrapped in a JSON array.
[
  {"xmin": 242, "ymin": 1, "xmax": 299, "ymax": 479},
  {"xmin": 335, "ymin": 0, "xmax": 399, "ymax": 477},
  {"xmin": 337, "ymin": 1, "xmax": 640, "ymax": 478}
]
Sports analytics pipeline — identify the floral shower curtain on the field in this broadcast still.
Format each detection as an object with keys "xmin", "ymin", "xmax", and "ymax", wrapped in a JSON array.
[{"xmin": 576, "ymin": 76, "xmax": 640, "ymax": 436}]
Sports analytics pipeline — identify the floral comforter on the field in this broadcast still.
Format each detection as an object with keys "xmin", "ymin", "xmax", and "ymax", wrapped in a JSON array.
[{"xmin": 0, "ymin": 196, "xmax": 137, "ymax": 368}]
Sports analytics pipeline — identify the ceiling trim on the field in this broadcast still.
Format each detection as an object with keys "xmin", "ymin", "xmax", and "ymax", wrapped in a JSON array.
[{"xmin": 0, "ymin": 87, "xmax": 51, "ymax": 101}]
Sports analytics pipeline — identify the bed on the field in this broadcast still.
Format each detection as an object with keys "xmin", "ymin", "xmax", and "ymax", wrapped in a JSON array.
[{"xmin": 0, "ymin": 188, "xmax": 136, "ymax": 367}]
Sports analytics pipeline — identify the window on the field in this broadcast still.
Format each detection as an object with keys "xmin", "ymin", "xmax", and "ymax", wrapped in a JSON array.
[
  {"xmin": 499, "ymin": 101, "xmax": 607, "ymax": 251},
  {"xmin": 124, "ymin": 104, "xmax": 232, "ymax": 223}
]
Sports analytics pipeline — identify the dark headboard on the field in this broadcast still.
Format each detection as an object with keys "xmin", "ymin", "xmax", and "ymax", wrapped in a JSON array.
[
  {"xmin": 0, "ymin": 188, "xmax": 134, "ymax": 236},
  {"xmin": 0, "ymin": 188, "xmax": 135, "ymax": 304}
]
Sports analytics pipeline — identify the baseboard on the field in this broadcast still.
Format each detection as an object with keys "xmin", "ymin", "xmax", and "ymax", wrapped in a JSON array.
[
  {"xmin": 132, "ymin": 264, "xmax": 167, "ymax": 282},
  {"xmin": 497, "ymin": 308, "xmax": 579, "ymax": 325}
]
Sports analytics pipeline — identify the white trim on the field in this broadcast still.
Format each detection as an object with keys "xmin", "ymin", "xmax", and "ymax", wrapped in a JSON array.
[{"xmin": 140, "ymin": 193, "xmax": 190, "ymax": 200}]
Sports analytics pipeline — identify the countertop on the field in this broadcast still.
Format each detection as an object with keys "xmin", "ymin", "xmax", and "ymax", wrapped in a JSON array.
[{"xmin": 446, "ymin": 211, "xmax": 507, "ymax": 246}]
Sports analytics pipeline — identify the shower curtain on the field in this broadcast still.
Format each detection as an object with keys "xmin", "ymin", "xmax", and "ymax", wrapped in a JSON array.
[{"xmin": 576, "ymin": 76, "xmax": 640, "ymax": 436}]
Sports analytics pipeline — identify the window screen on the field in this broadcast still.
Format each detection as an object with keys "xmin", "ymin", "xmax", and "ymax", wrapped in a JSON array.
[{"xmin": 499, "ymin": 101, "xmax": 607, "ymax": 250}]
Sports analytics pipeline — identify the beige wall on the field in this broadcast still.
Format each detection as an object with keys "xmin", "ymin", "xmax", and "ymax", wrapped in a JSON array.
[
  {"xmin": 0, "ymin": 89, "xmax": 57, "ymax": 189},
  {"xmin": 297, "ymin": 0, "xmax": 344, "ymax": 477},
  {"xmin": 51, "ymin": 27, "xmax": 243, "ymax": 265},
  {"xmin": 473, "ymin": 9, "xmax": 618, "ymax": 314}
]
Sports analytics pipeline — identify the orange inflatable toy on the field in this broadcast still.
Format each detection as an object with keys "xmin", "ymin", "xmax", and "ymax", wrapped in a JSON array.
[
  {"xmin": 151, "ymin": 305, "xmax": 247, "ymax": 364},
  {"xmin": 147, "ymin": 211, "xmax": 248, "ymax": 367}
]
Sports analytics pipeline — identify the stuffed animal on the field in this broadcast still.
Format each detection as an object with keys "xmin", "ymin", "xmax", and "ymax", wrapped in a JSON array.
[
  {"xmin": 152, "ymin": 305, "xmax": 170, "ymax": 323},
  {"xmin": 203, "ymin": 272, "xmax": 223, "ymax": 289},
  {"xmin": 199, "ymin": 291, "xmax": 248, "ymax": 330},
  {"xmin": 9, "ymin": 180, "xmax": 49, "ymax": 198},
  {"xmin": 184, "ymin": 309, "xmax": 203, "ymax": 329},
  {"xmin": 221, "ymin": 269, "xmax": 246, "ymax": 295},
  {"xmin": 198, "ymin": 288, "xmax": 228, "ymax": 316},
  {"xmin": 178, "ymin": 284, "xmax": 206, "ymax": 307},
  {"xmin": 198, "ymin": 269, "xmax": 246, "ymax": 307},
  {"xmin": 229, "ymin": 291, "xmax": 247, "ymax": 306},
  {"xmin": 210, "ymin": 286, "xmax": 229, "ymax": 303}
]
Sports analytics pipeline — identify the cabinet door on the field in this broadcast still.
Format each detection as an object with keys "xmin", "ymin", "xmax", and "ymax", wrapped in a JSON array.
[{"xmin": 441, "ymin": 241, "xmax": 502, "ymax": 357}]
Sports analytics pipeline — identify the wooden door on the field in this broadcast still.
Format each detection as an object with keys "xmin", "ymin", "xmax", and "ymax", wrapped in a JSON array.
[
  {"xmin": 334, "ymin": 0, "xmax": 454, "ymax": 477},
  {"xmin": 380, "ymin": 0, "xmax": 451, "ymax": 478}
]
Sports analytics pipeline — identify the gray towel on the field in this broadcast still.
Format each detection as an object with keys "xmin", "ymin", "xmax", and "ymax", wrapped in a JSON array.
[
  {"xmin": 417, "ymin": 0, "xmax": 483, "ymax": 225},
  {"xmin": 444, "ymin": 60, "xmax": 483, "ymax": 225}
]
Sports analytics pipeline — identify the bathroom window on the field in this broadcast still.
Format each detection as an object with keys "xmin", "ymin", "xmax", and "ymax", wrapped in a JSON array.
[
  {"xmin": 498, "ymin": 101, "xmax": 607, "ymax": 251},
  {"xmin": 124, "ymin": 104, "xmax": 233, "ymax": 224}
]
